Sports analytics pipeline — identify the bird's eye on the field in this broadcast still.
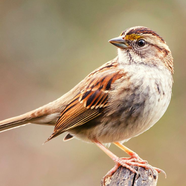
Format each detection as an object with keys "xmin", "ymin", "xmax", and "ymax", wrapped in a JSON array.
[{"xmin": 137, "ymin": 39, "xmax": 146, "ymax": 47}]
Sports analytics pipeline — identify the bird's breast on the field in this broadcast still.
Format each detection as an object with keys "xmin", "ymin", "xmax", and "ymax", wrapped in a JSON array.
[
  {"xmin": 70, "ymin": 65, "xmax": 173, "ymax": 144},
  {"xmin": 99, "ymin": 65, "xmax": 173, "ymax": 142}
]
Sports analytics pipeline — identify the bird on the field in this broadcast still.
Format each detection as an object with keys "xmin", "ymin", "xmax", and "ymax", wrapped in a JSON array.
[{"xmin": 0, "ymin": 26, "xmax": 173, "ymax": 181}]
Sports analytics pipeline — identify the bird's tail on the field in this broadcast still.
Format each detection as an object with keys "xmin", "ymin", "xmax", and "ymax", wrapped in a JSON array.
[
  {"xmin": 0, "ymin": 102, "xmax": 61, "ymax": 133},
  {"xmin": 0, "ymin": 113, "xmax": 31, "ymax": 132}
]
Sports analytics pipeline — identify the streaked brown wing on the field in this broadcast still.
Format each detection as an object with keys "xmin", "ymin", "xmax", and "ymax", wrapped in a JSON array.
[{"xmin": 46, "ymin": 61, "xmax": 124, "ymax": 142}]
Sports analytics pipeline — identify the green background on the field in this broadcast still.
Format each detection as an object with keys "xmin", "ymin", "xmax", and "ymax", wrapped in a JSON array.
[{"xmin": 0, "ymin": 0, "xmax": 185, "ymax": 186}]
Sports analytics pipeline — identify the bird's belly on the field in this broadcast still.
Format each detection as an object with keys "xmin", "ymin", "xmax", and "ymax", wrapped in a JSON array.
[
  {"xmin": 70, "ymin": 95, "xmax": 170, "ymax": 144},
  {"xmin": 83, "ymin": 95, "xmax": 170, "ymax": 143}
]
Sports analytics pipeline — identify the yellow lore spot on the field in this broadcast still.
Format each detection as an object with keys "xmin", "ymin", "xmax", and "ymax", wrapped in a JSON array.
[{"xmin": 124, "ymin": 34, "xmax": 142, "ymax": 41}]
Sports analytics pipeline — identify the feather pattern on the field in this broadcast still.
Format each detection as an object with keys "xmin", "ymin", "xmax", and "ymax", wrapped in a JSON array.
[{"xmin": 46, "ymin": 60, "xmax": 124, "ymax": 141}]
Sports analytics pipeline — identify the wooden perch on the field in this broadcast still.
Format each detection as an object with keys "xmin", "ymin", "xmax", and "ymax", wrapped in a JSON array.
[{"xmin": 101, "ymin": 166, "xmax": 158, "ymax": 186}]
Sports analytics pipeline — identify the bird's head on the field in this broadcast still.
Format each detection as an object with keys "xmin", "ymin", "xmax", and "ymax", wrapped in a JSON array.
[{"xmin": 109, "ymin": 26, "xmax": 173, "ymax": 74}]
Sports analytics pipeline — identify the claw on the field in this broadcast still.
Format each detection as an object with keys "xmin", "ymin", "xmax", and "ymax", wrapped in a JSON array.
[
  {"xmin": 153, "ymin": 166, "xmax": 167, "ymax": 178},
  {"xmin": 103, "ymin": 156, "xmax": 166, "ymax": 185},
  {"xmin": 103, "ymin": 162, "xmax": 137, "ymax": 186}
]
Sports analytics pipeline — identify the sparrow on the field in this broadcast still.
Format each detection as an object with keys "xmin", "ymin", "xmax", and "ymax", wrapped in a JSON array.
[{"xmin": 0, "ymin": 26, "xmax": 173, "ymax": 180}]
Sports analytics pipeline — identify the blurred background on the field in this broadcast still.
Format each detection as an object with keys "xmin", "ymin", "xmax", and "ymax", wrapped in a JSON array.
[{"xmin": 0, "ymin": 0, "xmax": 185, "ymax": 186}]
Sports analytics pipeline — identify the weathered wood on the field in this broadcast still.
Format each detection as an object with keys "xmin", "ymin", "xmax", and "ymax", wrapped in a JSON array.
[{"xmin": 101, "ymin": 166, "xmax": 158, "ymax": 186}]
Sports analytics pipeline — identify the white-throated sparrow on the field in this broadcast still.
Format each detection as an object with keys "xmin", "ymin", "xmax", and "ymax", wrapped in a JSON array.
[{"xmin": 0, "ymin": 26, "xmax": 173, "ymax": 180}]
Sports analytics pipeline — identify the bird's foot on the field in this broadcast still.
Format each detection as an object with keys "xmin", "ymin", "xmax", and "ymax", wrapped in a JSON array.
[
  {"xmin": 103, "ymin": 156, "xmax": 166, "ymax": 185},
  {"xmin": 126, "ymin": 153, "xmax": 148, "ymax": 164}
]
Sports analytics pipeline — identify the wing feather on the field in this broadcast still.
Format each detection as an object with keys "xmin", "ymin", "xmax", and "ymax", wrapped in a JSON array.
[{"xmin": 46, "ymin": 60, "xmax": 124, "ymax": 142}]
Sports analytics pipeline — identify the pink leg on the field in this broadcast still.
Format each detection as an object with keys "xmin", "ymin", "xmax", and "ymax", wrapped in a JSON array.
[
  {"xmin": 94, "ymin": 141, "xmax": 137, "ymax": 174},
  {"xmin": 113, "ymin": 142, "xmax": 147, "ymax": 163},
  {"xmin": 113, "ymin": 142, "xmax": 166, "ymax": 176},
  {"xmin": 94, "ymin": 140, "xmax": 166, "ymax": 184}
]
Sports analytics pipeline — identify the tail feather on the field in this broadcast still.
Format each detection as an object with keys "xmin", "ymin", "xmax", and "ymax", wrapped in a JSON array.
[
  {"xmin": 0, "ymin": 102, "xmax": 61, "ymax": 133},
  {"xmin": 0, "ymin": 114, "xmax": 32, "ymax": 133},
  {"xmin": 0, "ymin": 93, "xmax": 73, "ymax": 134},
  {"xmin": 0, "ymin": 79, "xmax": 81, "ymax": 134}
]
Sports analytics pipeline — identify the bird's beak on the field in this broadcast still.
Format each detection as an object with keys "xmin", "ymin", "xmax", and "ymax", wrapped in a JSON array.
[{"xmin": 109, "ymin": 36, "xmax": 128, "ymax": 49}]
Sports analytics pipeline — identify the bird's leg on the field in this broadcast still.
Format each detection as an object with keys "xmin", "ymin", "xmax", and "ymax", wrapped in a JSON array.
[
  {"xmin": 94, "ymin": 140, "xmax": 166, "ymax": 184},
  {"xmin": 94, "ymin": 140, "xmax": 138, "ymax": 184},
  {"xmin": 113, "ymin": 142, "xmax": 166, "ymax": 176},
  {"xmin": 113, "ymin": 142, "xmax": 147, "ymax": 163}
]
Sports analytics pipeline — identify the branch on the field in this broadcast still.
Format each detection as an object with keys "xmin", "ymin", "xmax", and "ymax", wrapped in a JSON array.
[{"xmin": 101, "ymin": 166, "xmax": 158, "ymax": 186}]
